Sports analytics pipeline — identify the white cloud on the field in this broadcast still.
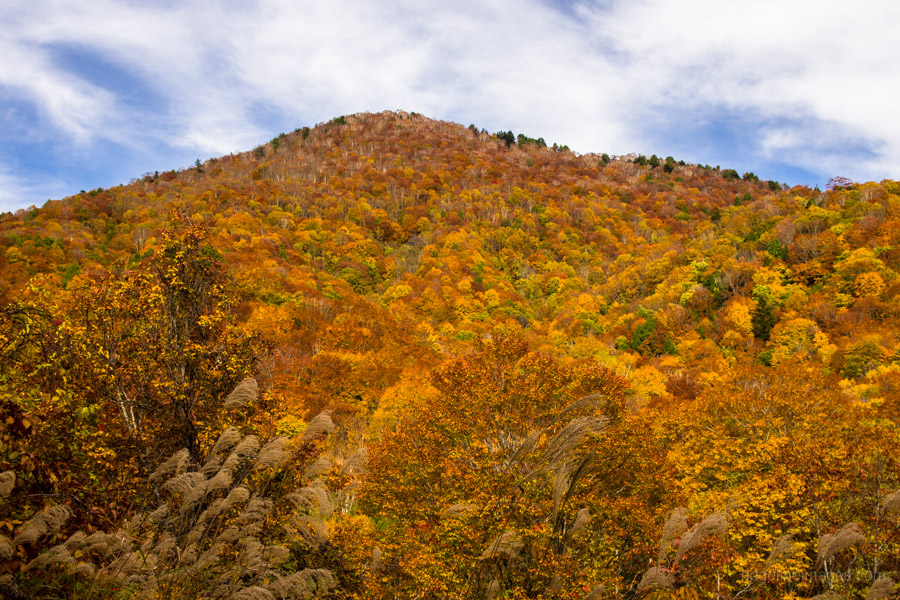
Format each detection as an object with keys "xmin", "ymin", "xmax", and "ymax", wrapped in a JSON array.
[
  {"xmin": 0, "ymin": 166, "xmax": 65, "ymax": 213},
  {"xmin": 0, "ymin": 0, "xmax": 898, "ymax": 210},
  {"xmin": 580, "ymin": 0, "xmax": 900, "ymax": 179},
  {"xmin": 1, "ymin": 0, "xmax": 634, "ymax": 153},
  {"xmin": 0, "ymin": 37, "xmax": 115, "ymax": 143}
]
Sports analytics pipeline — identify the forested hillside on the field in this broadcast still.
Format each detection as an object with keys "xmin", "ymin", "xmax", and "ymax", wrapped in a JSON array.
[{"xmin": 2, "ymin": 111, "xmax": 899, "ymax": 599}]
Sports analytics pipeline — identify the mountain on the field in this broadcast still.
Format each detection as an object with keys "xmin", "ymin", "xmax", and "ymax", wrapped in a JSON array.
[{"xmin": 2, "ymin": 111, "xmax": 900, "ymax": 599}]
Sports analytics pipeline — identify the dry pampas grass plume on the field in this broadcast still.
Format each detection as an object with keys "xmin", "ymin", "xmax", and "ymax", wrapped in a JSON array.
[
  {"xmin": 294, "ymin": 517, "xmax": 329, "ymax": 548},
  {"xmin": 224, "ymin": 377, "xmax": 257, "ymax": 409},
  {"xmin": 161, "ymin": 472, "xmax": 207, "ymax": 498},
  {"xmin": 0, "ymin": 536, "xmax": 14, "ymax": 560},
  {"xmin": 866, "ymin": 576, "xmax": 898, "ymax": 600},
  {"xmin": 291, "ymin": 486, "xmax": 333, "ymax": 518},
  {"xmin": 255, "ymin": 437, "xmax": 289, "ymax": 471},
  {"xmin": 233, "ymin": 435, "xmax": 261, "ymax": 458},
  {"xmin": 370, "ymin": 547, "xmax": 383, "ymax": 571},
  {"xmin": 24, "ymin": 543, "xmax": 77, "ymax": 571},
  {"xmin": 0, "ymin": 471, "xmax": 14, "ymax": 497},
  {"xmin": 267, "ymin": 569, "xmax": 337, "ymax": 598},
  {"xmin": 480, "ymin": 531, "xmax": 523, "ymax": 560},
  {"xmin": 238, "ymin": 496, "xmax": 274, "ymax": 528},
  {"xmin": 180, "ymin": 469, "xmax": 233, "ymax": 515},
  {"xmin": 570, "ymin": 508, "xmax": 591, "ymax": 536},
  {"xmin": 200, "ymin": 455, "xmax": 224, "ymax": 478},
  {"xmin": 542, "ymin": 417, "xmax": 607, "ymax": 468},
  {"xmin": 304, "ymin": 458, "xmax": 333, "ymax": 480},
  {"xmin": 551, "ymin": 466, "xmax": 572, "ymax": 518},
  {"xmin": 262, "ymin": 545, "xmax": 290, "ymax": 567},
  {"xmin": 148, "ymin": 448, "xmax": 190, "ymax": 485},
  {"xmin": 229, "ymin": 587, "xmax": 274, "ymax": 600},
  {"xmin": 637, "ymin": 566, "xmax": 673, "ymax": 591},
  {"xmin": 210, "ymin": 427, "xmax": 243, "ymax": 456},
  {"xmin": 195, "ymin": 486, "xmax": 251, "ymax": 526},
  {"xmin": 507, "ymin": 429, "xmax": 541, "ymax": 467},
  {"xmin": 811, "ymin": 592, "xmax": 842, "ymax": 600},
  {"xmin": 222, "ymin": 435, "xmax": 261, "ymax": 472},
  {"xmin": 301, "ymin": 412, "xmax": 335, "ymax": 443},
  {"xmin": 14, "ymin": 505, "xmax": 71, "ymax": 546},
  {"xmin": 817, "ymin": 522, "xmax": 865, "ymax": 565},
  {"xmin": 265, "ymin": 569, "xmax": 336, "ymax": 598},
  {"xmin": 441, "ymin": 504, "xmax": 481, "ymax": 519},
  {"xmin": 341, "ymin": 447, "xmax": 367, "ymax": 475},
  {"xmin": 146, "ymin": 504, "xmax": 169, "ymax": 525},
  {"xmin": 658, "ymin": 507, "xmax": 688, "ymax": 562},
  {"xmin": 766, "ymin": 534, "xmax": 799, "ymax": 567},
  {"xmin": 882, "ymin": 489, "xmax": 900, "ymax": 516},
  {"xmin": 674, "ymin": 512, "xmax": 729, "ymax": 564}
]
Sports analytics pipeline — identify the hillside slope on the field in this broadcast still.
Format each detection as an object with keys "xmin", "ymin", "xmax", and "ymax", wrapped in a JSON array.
[{"xmin": 2, "ymin": 111, "xmax": 900, "ymax": 599}]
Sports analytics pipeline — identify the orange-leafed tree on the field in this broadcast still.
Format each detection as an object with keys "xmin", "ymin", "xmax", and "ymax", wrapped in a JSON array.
[{"xmin": 361, "ymin": 335, "xmax": 668, "ymax": 598}]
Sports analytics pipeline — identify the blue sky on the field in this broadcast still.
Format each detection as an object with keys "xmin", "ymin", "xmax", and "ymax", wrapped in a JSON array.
[{"xmin": 1, "ymin": 0, "xmax": 898, "ymax": 213}]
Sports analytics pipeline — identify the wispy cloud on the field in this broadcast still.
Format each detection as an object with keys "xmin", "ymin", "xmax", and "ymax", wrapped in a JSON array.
[
  {"xmin": 579, "ymin": 0, "xmax": 900, "ymax": 180},
  {"xmin": 0, "ymin": 166, "xmax": 67, "ymax": 214},
  {"xmin": 0, "ymin": 0, "xmax": 897, "ymax": 211}
]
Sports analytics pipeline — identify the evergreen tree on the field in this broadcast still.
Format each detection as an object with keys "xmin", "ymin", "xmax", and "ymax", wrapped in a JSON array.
[{"xmin": 751, "ymin": 295, "xmax": 776, "ymax": 341}]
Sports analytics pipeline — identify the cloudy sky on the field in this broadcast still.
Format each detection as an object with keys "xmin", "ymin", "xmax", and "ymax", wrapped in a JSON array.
[{"xmin": 1, "ymin": 0, "xmax": 898, "ymax": 212}]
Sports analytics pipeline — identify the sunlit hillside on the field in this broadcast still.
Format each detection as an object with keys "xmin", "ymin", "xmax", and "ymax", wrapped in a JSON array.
[{"xmin": 2, "ymin": 111, "xmax": 899, "ymax": 599}]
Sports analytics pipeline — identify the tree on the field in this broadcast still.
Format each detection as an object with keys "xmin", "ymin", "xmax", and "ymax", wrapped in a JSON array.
[
  {"xmin": 361, "ymin": 336, "xmax": 664, "ymax": 597},
  {"xmin": 827, "ymin": 176, "xmax": 854, "ymax": 190},
  {"xmin": 751, "ymin": 294, "xmax": 777, "ymax": 341},
  {"xmin": 2, "ymin": 216, "xmax": 260, "ymax": 468},
  {"xmin": 141, "ymin": 218, "xmax": 261, "ymax": 456},
  {"xmin": 495, "ymin": 130, "xmax": 516, "ymax": 147}
]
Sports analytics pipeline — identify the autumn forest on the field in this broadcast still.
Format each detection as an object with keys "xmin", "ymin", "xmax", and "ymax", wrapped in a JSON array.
[{"xmin": 2, "ymin": 111, "xmax": 900, "ymax": 599}]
